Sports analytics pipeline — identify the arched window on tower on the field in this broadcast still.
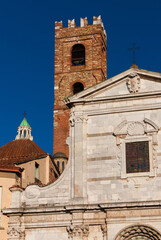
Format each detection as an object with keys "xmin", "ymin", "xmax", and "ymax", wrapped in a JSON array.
[
  {"xmin": 73, "ymin": 82, "xmax": 84, "ymax": 95},
  {"xmin": 57, "ymin": 161, "xmax": 59, "ymax": 170},
  {"xmin": 72, "ymin": 44, "xmax": 85, "ymax": 66},
  {"xmin": 24, "ymin": 130, "xmax": 26, "ymax": 138},
  {"xmin": 62, "ymin": 161, "xmax": 64, "ymax": 171}
]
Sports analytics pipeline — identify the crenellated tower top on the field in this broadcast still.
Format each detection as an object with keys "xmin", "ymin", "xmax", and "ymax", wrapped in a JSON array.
[
  {"xmin": 53, "ymin": 15, "xmax": 107, "ymax": 157},
  {"xmin": 55, "ymin": 15, "xmax": 106, "ymax": 38}
]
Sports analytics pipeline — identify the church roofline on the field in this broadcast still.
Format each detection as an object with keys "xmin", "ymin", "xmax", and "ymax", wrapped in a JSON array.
[{"xmin": 65, "ymin": 67, "xmax": 161, "ymax": 105}]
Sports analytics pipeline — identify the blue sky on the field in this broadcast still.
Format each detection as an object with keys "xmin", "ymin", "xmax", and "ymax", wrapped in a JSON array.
[{"xmin": 0, "ymin": 0, "xmax": 161, "ymax": 155}]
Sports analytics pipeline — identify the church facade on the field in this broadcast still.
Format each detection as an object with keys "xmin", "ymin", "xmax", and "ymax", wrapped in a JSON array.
[{"xmin": 3, "ymin": 16, "xmax": 161, "ymax": 240}]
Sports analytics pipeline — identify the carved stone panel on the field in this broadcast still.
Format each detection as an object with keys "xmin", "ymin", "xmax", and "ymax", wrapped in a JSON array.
[
  {"xmin": 66, "ymin": 225, "xmax": 89, "ymax": 240},
  {"xmin": 126, "ymin": 73, "xmax": 140, "ymax": 93},
  {"xmin": 7, "ymin": 227, "xmax": 25, "ymax": 240}
]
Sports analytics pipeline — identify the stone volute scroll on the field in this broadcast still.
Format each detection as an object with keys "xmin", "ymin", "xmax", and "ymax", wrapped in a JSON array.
[
  {"xmin": 70, "ymin": 111, "xmax": 84, "ymax": 127},
  {"xmin": 126, "ymin": 72, "xmax": 140, "ymax": 93},
  {"xmin": 70, "ymin": 111, "xmax": 75, "ymax": 127}
]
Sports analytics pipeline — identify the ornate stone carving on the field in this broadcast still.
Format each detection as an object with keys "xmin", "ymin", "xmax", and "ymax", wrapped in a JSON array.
[
  {"xmin": 101, "ymin": 224, "xmax": 107, "ymax": 239},
  {"xmin": 115, "ymin": 225, "xmax": 161, "ymax": 240},
  {"xmin": 66, "ymin": 225, "xmax": 74, "ymax": 239},
  {"xmin": 66, "ymin": 225, "xmax": 89, "ymax": 239},
  {"xmin": 73, "ymin": 226, "xmax": 82, "ymax": 238},
  {"xmin": 153, "ymin": 143, "xmax": 158, "ymax": 168},
  {"xmin": 70, "ymin": 111, "xmax": 75, "ymax": 127},
  {"xmin": 70, "ymin": 111, "xmax": 87, "ymax": 127},
  {"xmin": 116, "ymin": 143, "xmax": 122, "ymax": 173},
  {"xmin": 7, "ymin": 227, "xmax": 25, "ymax": 240},
  {"xmin": 126, "ymin": 73, "xmax": 140, "ymax": 93},
  {"xmin": 114, "ymin": 119, "xmax": 159, "ymax": 178},
  {"xmin": 75, "ymin": 117, "xmax": 84, "ymax": 123},
  {"xmin": 127, "ymin": 122, "xmax": 145, "ymax": 136},
  {"xmin": 81, "ymin": 225, "xmax": 89, "ymax": 238}
]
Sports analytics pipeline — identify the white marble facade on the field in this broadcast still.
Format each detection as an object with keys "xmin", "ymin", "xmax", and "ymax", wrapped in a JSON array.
[{"xmin": 4, "ymin": 67, "xmax": 161, "ymax": 240}]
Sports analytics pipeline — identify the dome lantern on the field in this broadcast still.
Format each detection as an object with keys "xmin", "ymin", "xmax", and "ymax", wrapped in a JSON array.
[{"xmin": 15, "ymin": 117, "xmax": 33, "ymax": 141}]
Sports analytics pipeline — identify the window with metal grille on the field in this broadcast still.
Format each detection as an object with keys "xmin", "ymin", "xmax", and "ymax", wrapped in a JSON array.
[
  {"xmin": 126, "ymin": 141, "xmax": 150, "ymax": 173},
  {"xmin": 71, "ymin": 44, "xmax": 85, "ymax": 66}
]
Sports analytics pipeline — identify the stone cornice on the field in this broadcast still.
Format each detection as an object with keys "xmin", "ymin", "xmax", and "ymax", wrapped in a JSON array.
[
  {"xmin": 83, "ymin": 102, "xmax": 161, "ymax": 117},
  {"xmin": 65, "ymin": 68, "xmax": 161, "ymax": 104},
  {"xmin": 3, "ymin": 200, "xmax": 161, "ymax": 216},
  {"xmin": 67, "ymin": 90, "xmax": 161, "ymax": 106}
]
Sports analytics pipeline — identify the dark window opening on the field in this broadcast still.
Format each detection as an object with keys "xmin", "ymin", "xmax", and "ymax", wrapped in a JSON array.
[
  {"xmin": 72, "ymin": 44, "xmax": 85, "ymax": 66},
  {"xmin": 57, "ymin": 161, "xmax": 59, "ymax": 169},
  {"xmin": 73, "ymin": 82, "xmax": 84, "ymax": 94},
  {"xmin": 126, "ymin": 141, "xmax": 150, "ymax": 173},
  {"xmin": 35, "ymin": 162, "xmax": 39, "ymax": 182},
  {"xmin": 54, "ymin": 171, "xmax": 58, "ymax": 178},
  {"xmin": 62, "ymin": 161, "xmax": 64, "ymax": 171}
]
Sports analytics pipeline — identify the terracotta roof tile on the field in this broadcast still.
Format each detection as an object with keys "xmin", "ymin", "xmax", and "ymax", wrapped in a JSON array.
[
  {"xmin": 0, "ymin": 165, "xmax": 23, "ymax": 174},
  {"xmin": 0, "ymin": 139, "xmax": 47, "ymax": 165}
]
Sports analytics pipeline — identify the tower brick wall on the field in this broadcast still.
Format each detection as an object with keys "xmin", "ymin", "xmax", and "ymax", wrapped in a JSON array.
[{"xmin": 53, "ymin": 16, "xmax": 107, "ymax": 157}]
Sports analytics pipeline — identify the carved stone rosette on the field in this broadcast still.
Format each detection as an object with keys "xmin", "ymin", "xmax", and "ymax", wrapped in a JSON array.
[
  {"xmin": 66, "ymin": 225, "xmax": 89, "ymax": 240},
  {"xmin": 7, "ymin": 227, "xmax": 25, "ymax": 240}
]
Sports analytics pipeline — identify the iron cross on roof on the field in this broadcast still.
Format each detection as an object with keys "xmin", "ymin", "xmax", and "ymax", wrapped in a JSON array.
[{"xmin": 128, "ymin": 43, "xmax": 140, "ymax": 65}]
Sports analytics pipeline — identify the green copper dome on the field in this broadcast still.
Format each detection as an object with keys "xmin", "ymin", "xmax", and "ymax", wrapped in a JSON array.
[{"xmin": 20, "ymin": 117, "xmax": 30, "ymax": 127}]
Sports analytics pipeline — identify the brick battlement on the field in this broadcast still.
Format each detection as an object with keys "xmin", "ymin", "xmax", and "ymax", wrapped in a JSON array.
[
  {"xmin": 54, "ymin": 15, "xmax": 107, "ymax": 156},
  {"xmin": 55, "ymin": 16, "xmax": 106, "ymax": 38}
]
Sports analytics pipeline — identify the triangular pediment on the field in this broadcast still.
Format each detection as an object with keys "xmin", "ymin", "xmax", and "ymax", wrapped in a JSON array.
[{"xmin": 66, "ymin": 67, "xmax": 161, "ymax": 105}]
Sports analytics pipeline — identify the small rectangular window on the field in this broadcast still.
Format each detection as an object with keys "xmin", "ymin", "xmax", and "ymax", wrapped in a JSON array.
[
  {"xmin": 126, "ymin": 141, "xmax": 150, "ymax": 173},
  {"xmin": 35, "ymin": 162, "xmax": 39, "ymax": 182}
]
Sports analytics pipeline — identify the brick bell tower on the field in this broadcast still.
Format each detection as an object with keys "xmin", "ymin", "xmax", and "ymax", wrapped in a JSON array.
[{"xmin": 53, "ymin": 16, "xmax": 107, "ymax": 159}]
